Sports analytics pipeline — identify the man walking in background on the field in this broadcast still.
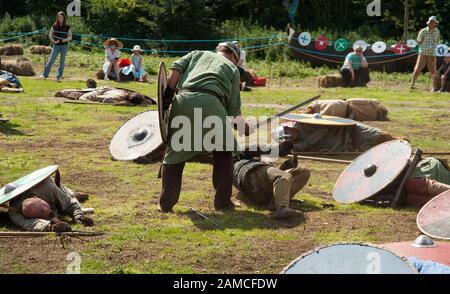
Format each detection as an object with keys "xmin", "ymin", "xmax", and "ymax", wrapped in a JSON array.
[{"xmin": 410, "ymin": 16, "xmax": 441, "ymax": 90}]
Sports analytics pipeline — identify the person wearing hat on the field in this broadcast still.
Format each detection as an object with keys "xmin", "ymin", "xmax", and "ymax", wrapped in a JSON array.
[
  {"xmin": 433, "ymin": 52, "xmax": 450, "ymax": 92},
  {"xmin": 122, "ymin": 45, "xmax": 147, "ymax": 82},
  {"xmin": 40, "ymin": 11, "xmax": 72, "ymax": 81},
  {"xmin": 158, "ymin": 42, "xmax": 254, "ymax": 213},
  {"xmin": 411, "ymin": 16, "xmax": 441, "ymax": 90},
  {"xmin": 103, "ymin": 38, "xmax": 124, "ymax": 82}
]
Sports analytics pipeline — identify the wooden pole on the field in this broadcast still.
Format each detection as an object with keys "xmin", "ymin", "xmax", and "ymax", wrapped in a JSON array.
[
  {"xmin": 403, "ymin": 0, "xmax": 410, "ymax": 41},
  {"xmin": 294, "ymin": 151, "xmax": 450, "ymax": 156},
  {"xmin": 0, "ymin": 231, "xmax": 104, "ymax": 237},
  {"xmin": 289, "ymin": 155, "xmax": 352, "ymax": 165}
]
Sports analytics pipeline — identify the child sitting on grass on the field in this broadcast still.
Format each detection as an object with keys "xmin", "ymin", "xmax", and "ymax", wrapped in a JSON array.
[{"xmin": 122, "ymin": 45, "xmax": 147, "ymax": 82}]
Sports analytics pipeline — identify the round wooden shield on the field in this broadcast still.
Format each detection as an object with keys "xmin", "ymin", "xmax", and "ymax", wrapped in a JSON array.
[
  {"xmin": 333, "ymin": 140, "xmax": 411, "ymax": 204},
  {"xmin": 372, "ymin": 41, "xmax": 387, "ymax": 54},
  {"xmin": 417, "ymin": 190, "xmax": 450, "ymax": 240},
  {"xmin": 382, "ymin": 241, "xmax": 450, "ymax": 267},
  {"xmin": 353, "ymin": 40, "xmax": 368, "ymax": 52},
  {"xmin": 109, "ymin": 111, "xmax": 164, "ymax": 162},
  {"xmin": 282, "ymin": 113, "xmax": 356, "ymax": 126},
  {"xmin": 315, "ymin": 36, "xmax": 328, "ymax": 51},
  {"xmin": 281, "ymin": 243, "xmax": 417, "ymax": 274},
  {"xmin": 298, "ymin": 32, "xmax": 311, "ymax": 47},
  {"xmin": 0, "ymin": 165, "xmax": 58, "ymax": 206},
  {"xmin": 158, "ymin": 61, "xmax": 169, "ymax": 144}
]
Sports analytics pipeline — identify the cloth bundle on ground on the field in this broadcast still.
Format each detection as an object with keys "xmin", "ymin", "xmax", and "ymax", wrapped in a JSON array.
[
  {"xmin": 0, "ymin": 44, "xmax": 24, "ymax": 56},
  {"xmin": 317, "ymin": 74, "xmax": 343, "ymax": 88},
  {"xmin": 0, "ymin": 70, "xmax": 23, "ymax": 93},
  {"xmin": 306, "ymin": 99, "xmax": 389, "ymax": 121},
  {"xmin": 30, "ymin": 45, "xmax": 52, "ymax": 55},
  {"xmin": 55, "ymin": 86, "xmax": 156, "ymax": 106},
  {"xmin": 0, "ymin": 57, "xmax": 35, "ymax": 76}
]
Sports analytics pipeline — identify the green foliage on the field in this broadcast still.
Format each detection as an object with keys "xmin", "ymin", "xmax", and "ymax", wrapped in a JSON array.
[{"xmin": 0, "ymin": 15, "xmax": 36, "ymax": 33}]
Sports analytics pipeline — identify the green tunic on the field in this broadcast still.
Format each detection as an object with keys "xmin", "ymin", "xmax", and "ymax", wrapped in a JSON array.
[
  {"xmin": 164, "ymin": 51, "xmax": 242, "ymax": 164},
  {"xmin": 411, "ymin": 157, "xmax": 450, "ymax": 185},
  {"xmin": 292, "ymin": 122, "xmax": 381, "ymax": 152}
]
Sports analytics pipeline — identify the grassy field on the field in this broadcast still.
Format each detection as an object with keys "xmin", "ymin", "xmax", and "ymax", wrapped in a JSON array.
[{"xmin": 0, "ymin": 49, "xmax": 449, "ymax": 274}]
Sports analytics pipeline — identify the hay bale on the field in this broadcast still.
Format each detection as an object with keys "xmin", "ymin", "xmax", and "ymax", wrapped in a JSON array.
[
  {"xmin": 30, "ymin": 45, "xmax": 52, "ymax": 55},
  {"xmin": 0, "ymin": 58, "xmax": 35, "ymax": 76},
  {"xmin": 0, "ymin": 44, "xmax": 24, "ymax": 56},
  {"xmin": 317, "ymin": 74, "xmax": 343, "ymax": 88}
]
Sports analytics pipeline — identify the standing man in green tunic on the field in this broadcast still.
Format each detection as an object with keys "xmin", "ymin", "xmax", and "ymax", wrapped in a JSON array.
[{"xmin": 159, "ymin": 42, "xmax": 253, "ymax": 212}]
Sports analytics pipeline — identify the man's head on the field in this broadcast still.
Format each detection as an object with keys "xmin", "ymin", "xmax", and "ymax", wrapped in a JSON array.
[
  {"xmin": 354, "ymin": 45, "xmax": 363, "ymax": 56},
  {"xmin": 21, "ymin": 196, "xmax": 51, "ymax": 219},
  {"xmin": 128, "ymin": 93, "xmax": 145, "ymax": 105},
  {"xmin": 86, "ymin": 79, "xmax": 97, "ymax": 89},
  {"xmin": 427, "ymin": 16, "xmax": 439, "ymax": 29},
  {"xmin": 445, "ymin": 53, "xmax": 450, "ymax": 63},
  {"xmin": 216, "ymin": 42, "xmax": 240, "ymax": 65}
]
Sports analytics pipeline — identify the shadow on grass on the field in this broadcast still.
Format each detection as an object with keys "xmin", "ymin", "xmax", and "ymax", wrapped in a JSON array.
[
  {"xmin": 0, "ymin": 122, "xmax": 26, "ymax": 136},
  {"xmin": 181, "ymin": 208, "xmax": 308, "ymax": 231}
]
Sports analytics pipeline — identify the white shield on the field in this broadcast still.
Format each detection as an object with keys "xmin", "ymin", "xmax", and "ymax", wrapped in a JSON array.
[
  {"xmin": 298, "ymin": 32, "xmax": 312, "ymax": 47},
  {"xmin": 407, "ymin": 39, "xmax": 418, "ymax": 48},
  {"xmin": 353, "ymin": 40, "xmax": 368, "ymax": 52},
  {"xmin": 371, "ymin": 41, "xmax": 386, "ymax": 54},
  {"xmin": 436, "ymin": 44, "xmax": 449, "ymax": 57}
]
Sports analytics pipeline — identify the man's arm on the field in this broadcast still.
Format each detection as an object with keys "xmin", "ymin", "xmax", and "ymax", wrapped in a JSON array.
[{"xmin": 417, "ymin": 29, "xmax": 425, "ymax": 44}]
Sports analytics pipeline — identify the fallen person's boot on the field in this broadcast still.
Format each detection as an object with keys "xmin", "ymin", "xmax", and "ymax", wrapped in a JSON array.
[
  {"xmin": 73, "ymin": 192, "xmax": 89, "ymax": 202},
  {"xmin": 270, "ymin": 207, "xmax": 304, "ymax": 220},
  {"xmin": 50, "ymin": 219, "xmax": 72, "ymax": 232}
]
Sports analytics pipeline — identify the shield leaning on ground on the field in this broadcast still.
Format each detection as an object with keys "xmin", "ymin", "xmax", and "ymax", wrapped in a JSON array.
[
  {"xmin": 109, "ymin": 111, "xmax": 164, "ymax": 163},
  {"xmin": 281, "ymin": 243, "xmax": 417, "ymax": 274},
  {"xmin": 158, "ymin": 61, "xmax": 169, "ymax": 144},
  {"xmin": 417, "ymin": 190, "xmax": 450, "ymax": 240},
  {"xmin": 281, "ymin": 113, "xmax": 356, "ymax": 126},
  {"xmin": 333, "ymin": 140, "xmax": 412, "ymax": 204},
  {"xmin": 0, "ymin": 165, "xmax": 59, "ymax": 206},
  {"xmin": 382, "ymin": 241, "xmax": 450, "ymax": 267}
]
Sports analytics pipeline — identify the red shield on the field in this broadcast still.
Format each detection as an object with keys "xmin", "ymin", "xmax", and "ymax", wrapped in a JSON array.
[
  {"xmin": 393, "ymin": 42, "xmax": 409, "ymax": 55},
  {"xmin": 315, "ymin": 36, "xmax": 328, "ymax": 51}
]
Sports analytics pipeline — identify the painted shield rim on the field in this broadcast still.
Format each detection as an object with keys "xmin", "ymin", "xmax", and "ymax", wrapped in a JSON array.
[
  {"xmin": 282, "ymin": 113, "xmax": 356, "ymax": 126},
  {"xmin": 332, "ymin": 140, "xmax": 412, "ymax": 204},
  {"xmin": 0, "ymin": 165, "xmax": 59, "ymax": 206},
  {"xmin": 416, "ymin": 190, "xmax": 450, "ymax": 241},
  {"xmin": 109, "ymin": 110, "xmax": 163, "ymax": 161},
  {"xmin": 158, "ymin": 61, "xmax": 169, "ymax": 144},
  {"xmin": 280, "ymin": 242, "xmax": 417, "ymax": 274}
]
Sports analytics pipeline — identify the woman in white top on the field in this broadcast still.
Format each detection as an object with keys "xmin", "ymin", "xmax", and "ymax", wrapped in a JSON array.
[{"xmin": 103, "ymin": 38, "xmax": 123, "ymax": 82}]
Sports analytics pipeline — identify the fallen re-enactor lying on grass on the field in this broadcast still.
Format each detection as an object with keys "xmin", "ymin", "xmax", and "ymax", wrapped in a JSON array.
[
  {"xmin": 55, "ymin": 80, "xmax": 156, "ymax": 106},
  {"xmin": 0, "ymin": 70, "xmax": 23, "ymax": 93},
  {"xmin": 233, "ymin": 142, "xmax": 310, "ymax": 220},
  {"xmin": 3, "ymin": 178, "xmax": 93, "ymax": 232},
  {"xmin": 370, "ymin": 157, "xmax": 450, "ymax": 207},
  {"xmin": 305, "ymin": 98, "xmax": 389, "ymax": 121},
  {"xmin": 278, "ymin": 121, "xmax": 402, "ymax": 153}
]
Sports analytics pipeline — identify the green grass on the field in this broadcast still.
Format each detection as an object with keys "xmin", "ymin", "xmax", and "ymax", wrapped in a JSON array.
[{"xmin": 0, "ymin": 48, "xmax": 449, "ymax": 274}]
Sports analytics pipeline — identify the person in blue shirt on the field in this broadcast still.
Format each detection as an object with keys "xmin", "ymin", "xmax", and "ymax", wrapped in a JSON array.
[{"xmin": 340, "ymin": 45, "xmax": 370, "ymax": 87}]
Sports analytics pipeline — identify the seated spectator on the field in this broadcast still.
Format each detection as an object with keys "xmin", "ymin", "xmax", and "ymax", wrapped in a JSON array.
[
  {"xmin": 433, "ymin": 53, "xmax": 450, "ymax": 92},
  {"xmin": 103, "ymin": 38, "xmax": 123, "ymax": 82},
  {"xmin": 340, "ymin": 45, "xmax": 370, "ymax": 87}
]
